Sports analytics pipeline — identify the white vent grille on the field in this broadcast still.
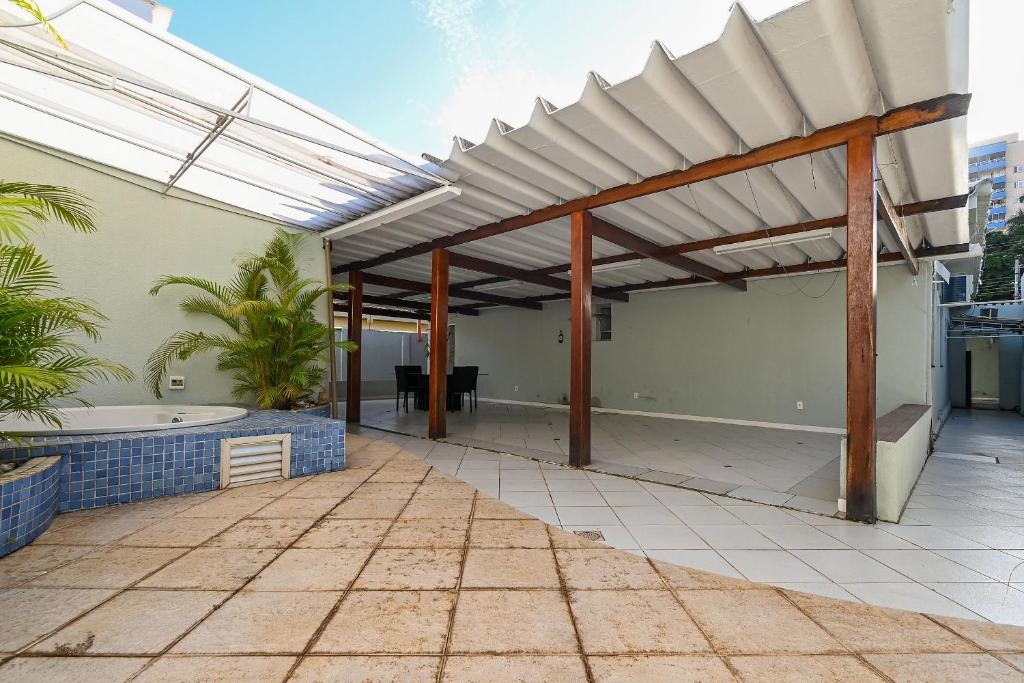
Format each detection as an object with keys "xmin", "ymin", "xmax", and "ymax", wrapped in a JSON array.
[{"xmin": 220, "ymin": 434, "xmax": 290, "ymax": 488}]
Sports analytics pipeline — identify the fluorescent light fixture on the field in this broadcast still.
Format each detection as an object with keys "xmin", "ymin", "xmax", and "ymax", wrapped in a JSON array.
[
  {"xmin": 320, "ymin": 185, "xmax": 462, "ymax": 240},
  {"xmin": 567, "ymin": 261, "xmax": 639, "ymax": 276},
  {"xmin": 472, "ymin": 281, "xmax": 521, "ymax": 292},
  {"xmin": 712, "ymin": 227, "xmax": 834, "ymax": 256}
]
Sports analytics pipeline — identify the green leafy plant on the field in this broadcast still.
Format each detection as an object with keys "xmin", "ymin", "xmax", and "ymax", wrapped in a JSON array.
[
  {"xmin": 0, "ymin": 183, "xmax": 133, "ymax": 439},
  {"xmin": 146, "ymin": 228, "xmax": 354, "ymax": 410}
]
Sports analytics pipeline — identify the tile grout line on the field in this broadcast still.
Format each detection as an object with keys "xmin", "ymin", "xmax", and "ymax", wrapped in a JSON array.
[
  {"xmin": 545, "ymin": 525, "xmax": 595, "ymax": 683},
  {"xmin": 433, "ymin": 489, "xmax": 478, "ymax": 683},
  {"xmin": 113, "ymin": 463, "xmax": 383, "ymax": 681},
  {"xmin": 644, "ymin": 554, "xmax": 744, "ymax": 681},
  {"xmin": 283, "ymin": 461, "xmax": 435, "ymax": 681},
  {"xmin": 772, "ymin": 586, "xmax": 898, "ymax": 682},
  {"xmin": 0, "ymin": 476, "xmax": 317, "ymax": 670}
]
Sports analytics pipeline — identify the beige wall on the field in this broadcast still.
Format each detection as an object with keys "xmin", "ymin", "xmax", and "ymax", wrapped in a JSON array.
[
  {"xmin": 4, "ymin": 135, "xmax": 329, "ymax": 407},
  {"xmin": 454, "ymin": 263, "xmax": 934, "ymax": 430},
  {"xmin": 967, "ymin": 336, "xmax": 1000, "ymax": 401}
]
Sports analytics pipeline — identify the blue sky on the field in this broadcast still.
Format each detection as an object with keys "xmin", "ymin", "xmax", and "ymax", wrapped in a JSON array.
[{"xmin": 166, "ymin": 0, "xmax": 1020, "ymax": 159}]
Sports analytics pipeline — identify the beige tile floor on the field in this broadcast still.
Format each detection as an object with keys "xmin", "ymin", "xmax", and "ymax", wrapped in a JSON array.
[{"xmin": 2, "ymin": 431, "xmax": 1024, "ymax": 680}]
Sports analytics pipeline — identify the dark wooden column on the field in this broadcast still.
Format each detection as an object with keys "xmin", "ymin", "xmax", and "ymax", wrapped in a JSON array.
[
  {"xmin": 845, "ymin": 133, "xmax": 878, "ymax": 523},
  {"xmin": 345, "ymin": 271, "xmax": 363, "ymax": 423},
  {"xmin": 570, "ymin": 210, "xmax": 592, "ymax": 467},
  {"xmin": 429, "ymin": 248, "xmax": 449, "ymax": 439}
]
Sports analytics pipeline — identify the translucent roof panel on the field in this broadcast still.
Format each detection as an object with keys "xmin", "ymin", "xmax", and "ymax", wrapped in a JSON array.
[
  {"xmin": 330, "ymin": 0, "xmax": 970, "ymax": 290},
  {"xmin": 0, "ymin": 0, "xmax": 445, "ymax": 231}
]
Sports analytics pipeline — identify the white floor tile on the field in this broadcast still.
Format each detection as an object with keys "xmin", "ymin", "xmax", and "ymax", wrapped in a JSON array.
[
  {"xmin": 688, "ymin": 525, "xmax": 779, "ymax": 550},
  {"xmin": 666, "ymin": 506, "xmax": 740, "ymax": 526},
  {"xmin": 933, "ymin": 549, "xmax": 1024, "ymax": 582},
  {"xmin": 555, "ymin": 506, "xmax": 621, "ymax": 526},
  {"xmin": 550, "ymin": 491, "xmax": 606, "ymax": 507},
  {"xmin": 544, "ymin": 479, "xmax": 598, "ymax": 492},
  {"xmin": 499, "ymin": 491, "xmax": 553, "ymax": 507},
  {"xmin": 816, "ymin": 525, "xmax": 917, "ymax": 550},
  {"xmin": 626, "ymin": 525, "xmax": 710, "ymax": 550},
  {"xmin": 751, "ymin": 524, "xmax": 849, "ymax": 550},
  {"xmin": 880, "ymin": 525, "xmax": 988, "ymax": 550},
  {"xmin": 840, "ymin": 582, "xmax": 980, "ymax": 620},
  {"xmin": 611, "ymin": 506, "xmax": 681, "ymax": 525},
  {"xmin": 925, "ymin": 583, "xmax": 1024, "ymax": 626},
  {"xmin": 599, "ymin": 490, "xmax": 661, "ymax": 506},
  {"xmin": 646, "ymin": 549, "xmax": 743, "ymax": 579},
  {"xmin": 518, "ymin": 506, "xmax": 560, "ymax": 525},
  {"xmin": 725, "ymin": 506, "xmax": 805, "ymax": 525},
  {"xmin": 789, "ymin": 550, "xmax": 910, "ymax": 583},
  {"xmin": 720, "ymin": 550, "xmax": 828, "ymax": 583},
  {"xmin": 864, "ymin": 550, "xmax": 995, "ymax": 583}
]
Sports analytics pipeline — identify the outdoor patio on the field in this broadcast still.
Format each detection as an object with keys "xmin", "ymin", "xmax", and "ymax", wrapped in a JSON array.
[
  {"xmin": 359, "ymin": 398, "xmax": 841, "ymax": 513},
  {"xmin": 3, "ymin": 429, "xmax": 1024, "ymax": 682}
]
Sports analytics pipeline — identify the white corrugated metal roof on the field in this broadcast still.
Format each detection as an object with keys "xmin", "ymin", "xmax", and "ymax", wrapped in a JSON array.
[
  {"xmin": 0, "ymin": 0, "xmax": 444, "ymax": 231},
  {"xmin": 331, "ymin": 0, "xmax": 969, "ymax": 294}
]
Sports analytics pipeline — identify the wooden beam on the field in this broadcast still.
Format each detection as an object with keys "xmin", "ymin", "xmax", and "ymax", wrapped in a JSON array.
[
  {"xmin": 876, "ymin": 178, "xmax": 918, "ymax": 275},
  {"xmin": 590, "ymin": 216, "xmax": 746, "ymax": 291},
  {"xmin": 895, "ymin": 193, "xmax": 968, "ymax": 215},
  {"xmin": 472, "ymin": 244, "xmax": 968, "ymax": 308},
  {"xmin": 423, "ymin": 193, "xmax": 966, "ymax": 295},
  {"xmin": 345, "ymin": 271, "xmax": 363, "ymax": 424},
  {"xmin": 570, "ymin": 211, "xmax": 592, "ymax": 468},
  {"xmin": 333, "ymin": 94, "xmax": 969, "ymax": 275},
  {"xmin": 429, "ymin": 249, "xmax": 449, "ymax": 440},
  {"xmin": 845, "ymin": 134, "xmax": 878, "ymax": 524},
  {"xmin": 447, "ymin": 251, "xmax": 629, "ymax": 302},
  {"xmin": 337, "ymin": 292, "xmax": 479, "ymax": 316},
  {"xmin": 335, "ymin": 305, "xmax": 429, "ymax": 321},
  {"xmin": 361, "ymin": 272, "xmax": 543, "ymax": 310}
]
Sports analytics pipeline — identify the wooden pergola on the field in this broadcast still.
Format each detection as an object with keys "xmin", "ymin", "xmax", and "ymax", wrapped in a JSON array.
[{"xmin": 332, "ymin": 93, "xmax": 970, "ymax": 524}]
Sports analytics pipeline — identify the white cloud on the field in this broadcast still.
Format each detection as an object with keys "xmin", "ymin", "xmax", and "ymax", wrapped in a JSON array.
[{"xmin": 416, "ymin": 0, "xmax": 1018, "ymax": 154}]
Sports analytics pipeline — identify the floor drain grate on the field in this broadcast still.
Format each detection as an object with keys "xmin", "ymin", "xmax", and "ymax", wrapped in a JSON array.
[{"xmin": 573, "ymin": 530, "xmax": 605, "ymax": 541}]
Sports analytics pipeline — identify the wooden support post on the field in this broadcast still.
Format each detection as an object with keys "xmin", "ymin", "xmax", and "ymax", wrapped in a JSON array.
[
  {"xmin": 345, "ymin": 271, "xmax": 363, "ymax": 423},
  {"xmin": 845, "ymin": 134, "xmax": 878, "ymax": 523},
  {"xmin": 570, "ymin": 211, "xmax": 592, "ymax": 467},
  {"xmin": 429, "ymin": 248, "xmax": 449, "ymax": 440},
  {"xmin": 323, "ymin": 238, "xmax": 339, "ymax": 419}
]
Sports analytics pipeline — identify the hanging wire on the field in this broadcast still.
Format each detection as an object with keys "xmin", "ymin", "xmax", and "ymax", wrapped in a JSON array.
[{"xmin": 742, "ymin": 167, "xmax": 841, "ymax": 299}]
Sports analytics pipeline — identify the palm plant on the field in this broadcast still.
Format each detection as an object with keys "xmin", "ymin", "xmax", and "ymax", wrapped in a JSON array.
[
  {"xmin": 146, "ymin": 228, "xmax": 354, "ymax": 410},
  {"xmin": 0, "ymin": 183, "xmax": 133, "ymax": 439}
]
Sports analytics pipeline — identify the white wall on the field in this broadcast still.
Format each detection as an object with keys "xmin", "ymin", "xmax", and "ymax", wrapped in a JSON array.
[
  {"xmin": 4, "ymin": 136, "xmax": 329, "ymax": 406},
  {"xmin": 456, "ymin": 264, "xmax": 933, "ymax": 430}
]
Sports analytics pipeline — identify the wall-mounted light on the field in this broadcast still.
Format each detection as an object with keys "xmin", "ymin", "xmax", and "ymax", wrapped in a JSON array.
[{"xmin": 557, "ymin": 330, "xmax": 564, "ymax": 344}]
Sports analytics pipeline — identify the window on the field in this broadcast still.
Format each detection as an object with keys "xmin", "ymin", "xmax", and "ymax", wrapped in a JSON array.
[
  {"xmin": 980, "ymin": 308, "xmax": 999, "ymax": 319},
  {"xmin": 593, "ymin": 304, "xmax": 612, "ymax": 341},
  {"xmin": 1014, "ymin": 180, "xmax": 1024, "ymax": 188},
  {"xmin": 1015, "ymin": 165, "xmax": 1024, "ymax": 173}
]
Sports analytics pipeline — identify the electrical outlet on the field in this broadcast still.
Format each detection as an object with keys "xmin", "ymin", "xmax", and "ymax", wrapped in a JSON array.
[
  {"xmin": 169, "ymin": 376, "xmax": 185, "ymax": 390},
  {"xmin": 514, "ymin": 385, "xmax": 519, "ymax": 392},
  {"xmin": 633, "ymin": 392, "xmax": 639, "ymax": 399},
  {"xmin": 796, "ymin": 401, "xmax": 804, "ymax": 410}
]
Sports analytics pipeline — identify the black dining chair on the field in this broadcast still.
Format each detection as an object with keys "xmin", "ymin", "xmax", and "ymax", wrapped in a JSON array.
[
  {"xmin": 451, "ymin": 366, "xmax": 479, "ymax": 413},
  {"xmin": 394, "ymin": 365, "xmax": 422, "ymax": 412}
]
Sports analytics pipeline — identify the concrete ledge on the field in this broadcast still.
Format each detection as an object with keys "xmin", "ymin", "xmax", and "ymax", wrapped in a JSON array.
[{"xmin": 840, "ymin": 404, "xmax": 932, "ymax": 523}]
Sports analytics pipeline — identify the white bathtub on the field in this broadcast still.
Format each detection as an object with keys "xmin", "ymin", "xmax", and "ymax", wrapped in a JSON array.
[{"xmin": 0, "ymin": 405, "xmax": 248, "ymax": 436}]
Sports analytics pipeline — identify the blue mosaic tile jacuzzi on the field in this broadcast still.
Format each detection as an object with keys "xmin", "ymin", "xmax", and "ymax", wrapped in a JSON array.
[{"xmin": 0, "ymin": 410, "xmax": 344, "ymax": 557}]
